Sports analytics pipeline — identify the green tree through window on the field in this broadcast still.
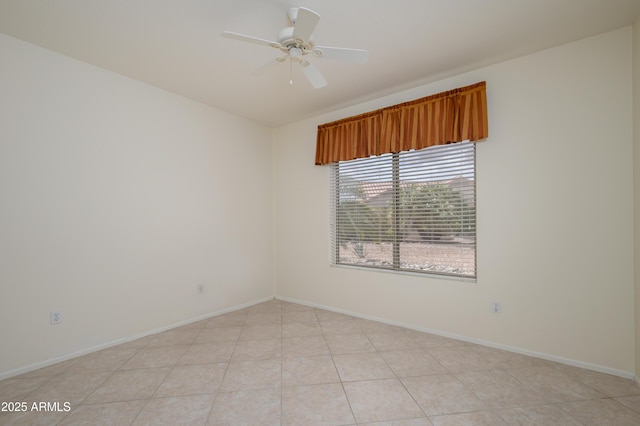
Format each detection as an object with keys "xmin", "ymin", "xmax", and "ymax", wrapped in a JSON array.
[{"xmin": 330, "ymin": 143, "xmax": 476, "ymax": 278}]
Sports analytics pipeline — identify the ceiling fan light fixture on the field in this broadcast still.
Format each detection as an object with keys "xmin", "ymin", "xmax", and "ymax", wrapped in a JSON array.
[{"xmin": 290, "ymin": 47, "xmax": 302, "ymax": 59}]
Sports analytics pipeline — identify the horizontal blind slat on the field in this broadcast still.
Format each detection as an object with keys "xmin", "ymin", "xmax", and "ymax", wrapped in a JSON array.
[{"xmin": 331, "ymin": 142, "xmax": 476, "ymax": 278}]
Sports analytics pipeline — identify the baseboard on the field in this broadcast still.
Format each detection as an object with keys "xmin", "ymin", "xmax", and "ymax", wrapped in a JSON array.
[
  {"xmin": 0, "ymin": 296, "xmax": 274, "ymax": 380},
  {"xmin": 276, "ymin": 295, "xmax": 635, "ymax": 380}
]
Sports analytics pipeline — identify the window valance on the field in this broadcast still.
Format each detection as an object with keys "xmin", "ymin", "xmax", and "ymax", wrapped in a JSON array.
[{"xmin": 315, "ymin": 81, "xmax": 488, "ymax": 165}]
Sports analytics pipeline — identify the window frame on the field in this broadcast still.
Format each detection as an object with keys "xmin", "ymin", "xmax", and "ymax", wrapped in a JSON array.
[{"xmin": 329, "ymin": 142, "xmax": 477, "ymax": 280}]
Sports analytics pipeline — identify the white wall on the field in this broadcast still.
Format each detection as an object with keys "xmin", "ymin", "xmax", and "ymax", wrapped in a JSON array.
[
  {"xmin": 1, "ymin": 26, "xmax": 634, "ymax": 379},
  {"xmin": 0, "ymin": 34, "xmax": 274, "ymax": 377},
  {"xmin": 274, "ymin": 28, "xmax": 635, "ymax": 375},
  {"xmin": 634, "ymin": 18, "xmax": 640, "ymax": 380}
]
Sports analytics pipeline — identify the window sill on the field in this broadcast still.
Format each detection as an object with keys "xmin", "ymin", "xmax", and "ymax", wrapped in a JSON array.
[{"xmin": 330, "ymin": 263, "xmax": 477, "ymax": 283}]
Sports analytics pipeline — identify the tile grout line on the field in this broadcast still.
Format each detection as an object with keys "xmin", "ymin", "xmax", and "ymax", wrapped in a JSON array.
[
  {"xmin": 4, "ymin": 300, "xmax": 640, "ymax": 424},
  {"xmin": 206, "ymin": 309, "xmax": 248, "ymax": 425},
  {"xmin": 320, "ymin": 311, "xmax": 359, "ymax": 425},
  {"xmin": 200, "ymin": 317, "xmax": 236, "ymax": 426}
]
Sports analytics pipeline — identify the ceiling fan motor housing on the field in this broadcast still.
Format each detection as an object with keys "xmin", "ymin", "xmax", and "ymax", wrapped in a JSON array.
[{"xmin": 277, "ymin": 27, "xmax": 312, "ymax": 52}]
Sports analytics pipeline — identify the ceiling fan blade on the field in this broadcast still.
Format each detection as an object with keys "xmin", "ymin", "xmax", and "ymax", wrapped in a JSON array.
[
  {"xmin": 292, "ymin": 7, "xmax": 320, "ymax": 41},
  {"xmin": 251, "ymin": 56, "xmax": 287, "ymax": 76},
  {"xmin": 301, "ymin": 61, "xmax": 327, "ymax": 89},
  {"xmin": 313, "ymin": 46, "xmax": 369, "ymax": 64},
  {"xmin": 221, "ymin": 31, "xmax": 281, "ymax": 48}
]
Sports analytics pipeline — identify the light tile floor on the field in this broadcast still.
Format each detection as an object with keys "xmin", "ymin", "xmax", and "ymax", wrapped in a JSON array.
[{"xmin": 2, "ymin": 299, "xmax": 640, "ymax": 425}]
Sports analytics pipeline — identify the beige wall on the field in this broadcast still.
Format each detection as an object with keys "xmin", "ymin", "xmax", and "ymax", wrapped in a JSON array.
[
  {"xmin": 1, "ymin": 25, "xmax": 636, "ymax": 380},
  {"xmin": 274, "ymin": 28, "xmax": 635, "ymax": 376},
  {"xmin": 634, "ymin": 17, "xmax": 640, "ymax": 381},
  {"xmin": 0, "ymin": 34, "xmax": 274, "ymax": 377}
]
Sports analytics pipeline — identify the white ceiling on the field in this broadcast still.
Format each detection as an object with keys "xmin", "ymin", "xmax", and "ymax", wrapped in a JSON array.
[{"xmin": 1, "ymin": 0, "xmax": 639, "ymax": 127}]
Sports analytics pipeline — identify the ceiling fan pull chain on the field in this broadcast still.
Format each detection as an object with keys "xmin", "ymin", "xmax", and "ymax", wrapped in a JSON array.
[{"xmin": 289, "ymin": 58, "xmax": 293, "ymax": 85}]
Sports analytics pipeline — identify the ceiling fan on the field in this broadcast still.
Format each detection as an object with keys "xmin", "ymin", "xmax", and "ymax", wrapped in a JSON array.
[{"xmin": 221, "ymin": 6, "xmax": 368, "ymax": 89}]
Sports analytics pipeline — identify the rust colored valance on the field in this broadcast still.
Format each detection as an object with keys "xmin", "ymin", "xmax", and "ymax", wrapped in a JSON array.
[{"xmin": 315, "ymin": 81, "xmax": 488, "ymax": 165}]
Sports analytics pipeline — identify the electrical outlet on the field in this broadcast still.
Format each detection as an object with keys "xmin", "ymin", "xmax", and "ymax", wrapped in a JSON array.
[
  {"xmin": 50, "ymin": 311, "xmax": 62, "ymax": 325},
  {"xmin": 491, "ymin": 300, "xmax": 502, "ymax": 314}
]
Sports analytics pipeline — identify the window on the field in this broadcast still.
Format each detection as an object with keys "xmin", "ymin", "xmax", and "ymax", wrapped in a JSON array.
[{"xmin": 330, "ymin": 142, "xmax": 476, "ymax": 279}]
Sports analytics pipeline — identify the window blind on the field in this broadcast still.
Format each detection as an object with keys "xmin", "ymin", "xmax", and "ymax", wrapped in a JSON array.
[{"xmin": 330, "ymin": 142, "xmax": 476, "ymax": 278}]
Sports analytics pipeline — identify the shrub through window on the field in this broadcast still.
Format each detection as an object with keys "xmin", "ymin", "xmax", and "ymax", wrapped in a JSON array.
[{"xmin": 330, "ymin": 141, "xmax": 476, "ymax": 279}]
